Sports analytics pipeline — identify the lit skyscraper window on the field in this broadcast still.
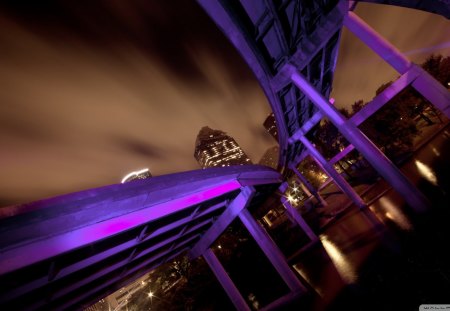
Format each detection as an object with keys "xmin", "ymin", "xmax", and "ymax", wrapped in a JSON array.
[
  {"xmin": 194, "ymin": 126, "xmax": 252, "ymax": 169},
  {"xmin": 259, "ymin": 146, "xmax": 279, "ymax": 169},
  {"xmin": 263, "ymin": 113, "xmax": 278, "ymax": 142}
]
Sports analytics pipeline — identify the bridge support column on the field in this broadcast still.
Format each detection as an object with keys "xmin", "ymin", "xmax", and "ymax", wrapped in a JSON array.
[
  {"xmin": 203, "ymin": 248, "xmax": 250, "ymax": 311},
  {"xmin": 239, "ymin": 209, "xmax": 306, "ymax": 293},
  {"xmin": 281, "ymin": 197, "xmax": 317, "ymax": 241},
  {"xmin": 299, "ymin": 136, "xmax": 366, "ymax": 208},
  {"xmin": 344, "ymin": 11, "xmax": 450, "ymax": 118},
  {"xmin": 279, "ymin": 182, "xmax": 318, "ymax": 240},
  {"xmin": 299, "ymin": 181, "xmax": 312, "ymax": 197},
  {"xmin": 290, "ymin": 166, "xmax": 328, "ymax": 207},
  {"xmin": 189, "ymin": 187, "xmax": 255, "ymax": 259},
  {"xmin": 288, "ymin": 66, "xmax": 429, "ymax": 212}
]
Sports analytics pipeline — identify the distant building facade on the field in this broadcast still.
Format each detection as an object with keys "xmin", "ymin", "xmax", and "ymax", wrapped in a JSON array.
[
  {"xmin": 194, "ymin": 126, "xmax": 252, "ymax": 168},
  {"xmin": 258, "ymin": 146, "xmax": 279, "ymax": 169},
  {"xmin": 263, "ymin": 113, "xmax": 278, "ymax": 142},
  {"xmin": 83, "ymin": 298, "xmax": 108, "ymax": 311},
  {"xmin": 103, "ymin": 274, "xmax": 151, "ymax": 310}
]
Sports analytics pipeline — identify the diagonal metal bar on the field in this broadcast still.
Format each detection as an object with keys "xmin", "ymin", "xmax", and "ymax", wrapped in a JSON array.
[
  {"xmin": 203, "ymin": 248, "xmax": 251, "ymax": 311},
  {"xmin": 238, "ymin": 208, "xmax": 307, "ymax": 293},
  {"xmin": 189, "ymin": 186, "xmax": 256, "ymax": 259},
  {"xmin": 289, "ymin": 64, "xmax": 430, "ymax": 212},
  {"xmin": 344, "ymin": 11, "xmax": 450, "ymax": 118},
  {"xmin": 328, "ymin": 144, "xmax": 355, "ymax": 165},
  {"xmin": 280, "ymin": 196, "xmax": 317, "ymax": 241},
  {"xmin": 349, "ymin": 66, "xmax": 421, "ymax": 126},
  {"xmin": 298, "ymin": 135, "xmax": 366, "ymax": 208}
]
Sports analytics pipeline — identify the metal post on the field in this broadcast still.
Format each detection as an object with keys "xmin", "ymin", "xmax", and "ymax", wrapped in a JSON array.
[
  {"xmin": 349, "ymin": 67, "xmax": 421, "ymax": 127},
  {"xmin": 238, "ymin": 209, "xmax": 307, "ymax": 293},
  {"xmin": 189, "ymin": 187, "xmax": 255, "ymax": 259},
  {"xmin": 203, "ymin": 248, "xmax": 250, "ymax": 311},
  {"xmin": 298, "ymin": 136, "xmax": 366, "ymax": 208},
  {"xmin": 411, "ymin": 68, "xmax": 450, "ymax": 118},
  {"xmin": 344, "ymin": 12, "xmax": 450, "ymax": 118},
  {"xmin": 288, "ymin": 66, "xmax": 429, "ymax": 212},
  {"xmin": 328, "ymin": 144, "xmax": 355, "ymax": 166},
  {"xmin": 290, "ymin": 166, "xmax": 328, "ymax": 207},
  {"xmin": 299, "ymin": 181, "xmax": 312, "ymax": 197},
  {"xmin": 280, "ymin": 197, "xmax": 317, "ymax": 241}
]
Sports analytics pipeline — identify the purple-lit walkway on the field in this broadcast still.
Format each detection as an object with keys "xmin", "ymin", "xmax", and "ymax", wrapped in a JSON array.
[{"xmin": 0, "ymin": 166, "xmax": 287, "ymax": 309}]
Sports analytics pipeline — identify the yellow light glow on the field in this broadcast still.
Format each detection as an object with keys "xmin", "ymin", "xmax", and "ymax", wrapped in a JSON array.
[
  {"xmin": 378, "ymin": 197, "xmax": 412, "ymax": 231},
  {"xmin": 320, "ymin": 235, "xmax": 357, "ymax": 283},
  {"xmin": 293, "ymin": 264, "xmax": 324, "ymax": 297},
  {"xmin": 431, "ymin": 147, "xmax": 440, "ymax": 157},
  {"xmin": 415, "ymin": 160, "xmax": 438, "ymax": 186},
  {"xmin": 287, "ymin": 194, "xmax": 294, "ymax": 202}
]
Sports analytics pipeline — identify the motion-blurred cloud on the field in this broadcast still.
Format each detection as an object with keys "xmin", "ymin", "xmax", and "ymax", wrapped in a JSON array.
[{"xmin": 0, "ymin": 1, "xmax": 449, "ymax": 206}]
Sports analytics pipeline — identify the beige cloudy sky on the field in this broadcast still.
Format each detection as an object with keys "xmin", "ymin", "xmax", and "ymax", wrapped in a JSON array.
[
  {"xmin": 0, "ymin": 2, "xmax": 449, "ymax": 206},
  {"xmin": 332, "ymin": 3, "xmax": 450, "ymax": 108}
]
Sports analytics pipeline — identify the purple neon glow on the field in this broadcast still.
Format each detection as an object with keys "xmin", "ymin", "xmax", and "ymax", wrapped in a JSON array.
[{"xmin": 0, "ymin": 179, "xmax": 242, "ymax": 275}]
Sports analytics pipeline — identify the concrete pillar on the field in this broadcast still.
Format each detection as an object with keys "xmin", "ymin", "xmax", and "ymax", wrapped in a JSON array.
[
  {"xmin": 298, "ymin": 136, "xmax": 366, "ymax": 208},
  {"xmin": 344, "ymin": 12, "xmax": 450, "ymax": 118},
  {"xmin": 288, "ymin": 66, "xmax": 429, "ymax": 212},
  {"xmin": 238, "ymin": 209, "xmax": 306, "ymax": 293},
  {"xmin": 203, "ymin": 248, "xmax": 250, "ymax": 311}
]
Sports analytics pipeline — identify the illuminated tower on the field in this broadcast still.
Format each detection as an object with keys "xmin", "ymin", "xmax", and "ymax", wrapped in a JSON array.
[
  {"xmin": 194, "ymin": 126, "xmax": 252, "ymax": 169},
  {"xmin": 259, "ymin": 146, "xmax": 279, "ymax": 169}
]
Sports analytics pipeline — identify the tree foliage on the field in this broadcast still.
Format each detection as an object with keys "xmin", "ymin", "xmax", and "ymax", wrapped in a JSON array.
[{"xmin": 312, "ymin": 54, "xmax": 449, "ymax": 171}]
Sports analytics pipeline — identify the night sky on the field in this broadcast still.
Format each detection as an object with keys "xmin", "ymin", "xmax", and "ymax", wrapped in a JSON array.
[{"xmin": 0, "ymin": 1, "xmax": 449, "ymax": 206}]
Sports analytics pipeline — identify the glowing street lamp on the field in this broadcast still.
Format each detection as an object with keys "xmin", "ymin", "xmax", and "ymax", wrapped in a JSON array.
[
  {"xmin": 148, "ymin": 291, "xmax": 154, "ymax": 304},
  {"xmin": 286, "ymin": 194, "xmax": 295, "ymax": 203}
]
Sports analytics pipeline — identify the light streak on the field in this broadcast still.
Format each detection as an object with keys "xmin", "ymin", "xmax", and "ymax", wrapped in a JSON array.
[
  {"xmin": 415, "ymin": 160, "xmax": 438, "ymax": 186},
  {"xmin": 121, "ymin": 168, "xmax": 150, "ymax": 184},
  {"xmin": 320, "ymin": 235, "xmax": 357, "ymax": 283}
]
